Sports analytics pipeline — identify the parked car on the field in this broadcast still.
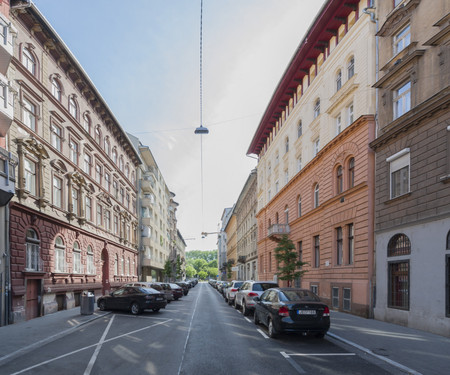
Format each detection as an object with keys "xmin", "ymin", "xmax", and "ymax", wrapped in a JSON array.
[
  {"xmin": 253, "ymin": 288, "xmax": 330, "ymax": 338},
  {"xmin": 127, "ymin": 282, "xmax": 174, "ymax": 303},
  {"xmin": 97, "ymin": 286, "xmax": 167, "ymax": 315},
  {"xmin": 234, "ymin": 280, "xmax": 279, "ymax": 316},
  {"xmin": 225, "ymin": 280, "xmax": 244, "ymax": 305},
  {"xmin": 176, "ymin": 282, "xmax": 190, "ymax": 296},
  {"xmin": 168, "ymin": 283, "xmax": 184, "ymax": 300},
  {"xmin": 153, "ymin": 282, "xmax": 175, "ymax": 302},
  {"xmin": 217, "ymin": 281, "xmax": 229, "ymax": 295}
]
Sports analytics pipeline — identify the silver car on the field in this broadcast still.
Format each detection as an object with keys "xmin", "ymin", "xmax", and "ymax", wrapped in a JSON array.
[
  {"xmin": 234, "ymin": 280, "xmax": 279, "ymax": 316},
  {"xmin": 225, "ymin": 280, "xmax": 244, "ymax": 305}
]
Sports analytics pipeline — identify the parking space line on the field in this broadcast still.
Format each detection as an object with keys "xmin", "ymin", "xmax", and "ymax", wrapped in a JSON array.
[
  {"xmin": 280, "ymin": 351, "xmax": 306, "ymax": 374},
  {"xmin": 257, "ymin": 329, "xmax": 269, "ymax": 339},
  {"xmin": 244, "ymin": 317, "xmax": 252, "ymax": 323},
  {"xmin": 115, "ymin": 314, "xmax": 170, "ymax": 321},
  {"xmin": 287, "ymin": 353, "xmax": 356, "ymax": 357}
]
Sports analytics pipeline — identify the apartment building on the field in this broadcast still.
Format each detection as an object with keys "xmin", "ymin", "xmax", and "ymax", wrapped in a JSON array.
[
  {"xmin": 235, "ymin": 169, "xmax": 258, "ymax": 281},
  {"xmin": 371, "ymin": 0, "xmax": 450, "ymax": 335},
  {"xmin": 248, "ymin": 0, "xmax": 377, "ymax": 317},
  {"xmin": 8, "ymin": 3, "xmax": 140, "ymax": 322},
  {"xmin": 218, "ymin": 207, "xmax": 232, "ymax": 280},
  {"xmin": 224, "ymin": 205, "xmax": 237, "ymax": 281}
]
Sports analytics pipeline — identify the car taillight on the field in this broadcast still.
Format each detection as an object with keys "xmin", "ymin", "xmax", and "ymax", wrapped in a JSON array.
[
  {"xmin": 145, "ymin": 295, "xmax": 155, "ymax": 300},
  {"xmin": 248, "ymin": 292, "xmax": 258, "ymax": 297},
  {"xmin": 231, "ymin": 288, "xmax": 237, "ymax": 292},
  {"xmin": 278, "ymin": 306, "xmax": 290, "ymax": 317},
  {"xmin": 323, "ymin": 306, "xmax": 330, "ymax": 317}
]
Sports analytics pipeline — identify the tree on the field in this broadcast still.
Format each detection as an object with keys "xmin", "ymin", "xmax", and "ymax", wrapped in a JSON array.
[
  {"xmin": 206, "ymin": 267, "xmax": 219, "ymax": 278},
  {"xmin": 163, "ymin": 259, "xmax": 173, "ymax": 280},
  {"xmin": 176, "ymin": 255, "xmax": 184, "ymax": 280},
  {"xmin": 274, "ymin": 235, "xmax": 308, "ymax": 286},
  {"xmin": 198, "ymin": 270, "xmax": 208, "ymax": 280},
  {"xmin": 207, "ymin": 259, "xmax": 217, "ymax": 268},
  {"xmin": 192, "ymin": 258, "xmax": 208, "ymax": 273},
  {"xmin": 185, "ymin": 265, "xmax": 196, "ymax": 278}
]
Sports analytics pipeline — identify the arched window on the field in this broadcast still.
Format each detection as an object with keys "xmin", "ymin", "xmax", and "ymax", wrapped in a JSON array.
[
  {"xmin": 119, "ymin": 155, "xmax": 124, "ymax": 172},
  {"xmin": 336, "ymin": 70, "xmax": 342, "ymax": 91},
  {"xmin": 95, "ymin": 126, "xmax": 101, "ymax": 144},
  {"xmin": 87, "ymin": 245, "xmax": 95, "ymax": 274},
  {"xmin": 115, "ymin": 254, "xmax": 119, "ymax": 275},
  {"xmin": 337, "ymin": 166, "xmax": 343, "ymax": 194},
  {"xmin": 347, "ymin": 56, "xmax": 355, "ymax": 79},
  {"xmin": 125, "ymin": 164, "xmax": 130, "ymax": 179},
  {"xmin": 388, "ymin": 233, "xmax": 411, "ymax": 257},
  {"xmin": 69, "ymin": 97, "xmax": 78, "ymax": 119},
  {"xmin": 314, "ymin": 98, "xmax": 320, "ymax": 118},
  {"xmin": 348, "ymin": 157, "xmax": 355, "ymax": 188},
  {"xmin": 285, "ymin": 137, "xmax": 289, "ymax": 153},
  {"xmin": 314, "ymin": 183, "xmax": 319, "ymax": 208},
  {"xmin": 73, "ymin": 241, "xmax": 81, "ymax": 274},
  {"xmin": 22, "ymin": 47, "xmax": 36, "ymax": 76},
  {"xmin": 121, "ymin": 256, "xmax": 125, "ymax": 275},
  {"xmin": 112, "ymin": 148, "xmax": 118, "ymax": 164},
  {"xmin": 51, "ymin": 78, "xmax": 61, "ymax": 101},
  {"xmin": 284, "ymin": 205, "xmax": 289, "ymax": 224},
  {"xmin": 104, "ymin": 137, "xmax": 110, "ymax": 156},
  {"xmin": 26, "ymin": 229, "xmax": 40, "ymax": 271},
  {"xmin": 83, "ymin": 114, "xmax": 91, "ymax": 134},
  {"xmin": 297, "ymin": 196, "xmax": 302, "ymax": 217},
  {"xmin": 131, "ymin": 171, "xmax": 136, "ymax": 186},
  {"xmin": 55, "ymin": 236, "xmax": 65, "ymax": 273},
  {"xmin": 275, "ymin": 212, "xmax": 279, "ymax": 224},
  {"xmin": 297, "ymin": 121, "xmax": 302, "ymax": 138}
]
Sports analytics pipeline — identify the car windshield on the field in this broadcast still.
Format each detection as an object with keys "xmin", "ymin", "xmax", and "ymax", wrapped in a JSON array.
[
  {"xmin": 280, "ymin": 290, "xmax": 321, "ymax": 302},
  {"xmin": 254, "ymin": 283, "xmax": 278, "ymax": 291},
  {"xmin": 234, "ymin": 282, "xmax": 243, "ymax": 288}
]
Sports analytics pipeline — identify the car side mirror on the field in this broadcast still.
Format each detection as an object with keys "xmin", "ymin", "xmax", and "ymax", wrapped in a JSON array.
[{"xmin": 254, "ymin": 296, "xmax": 260, "ymax": 302}]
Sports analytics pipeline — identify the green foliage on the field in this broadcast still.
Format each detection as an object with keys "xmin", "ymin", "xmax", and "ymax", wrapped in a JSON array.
[
  {"xmin": 176, "ymin": 255, "xmax": 184, "ymax": 279},
  {"xmin": 198, "ymin": 270, "xmax": 208, "ymax": 280},
  {"xmin": 192, "ymin": 259, "xmax": 208, "ymax": 272},
  {"xmin": 206, "ymin": 267, "xmax": 219, "ymax": 278},
  {"xmin": 163, "ymin": 259, "xmax": 173, "ymax": 279},
  {"xmin": 207, "ymin": 259, "xmax": 217, "ymax": 268},
  {"xmin": 185, "ymin": 250, "xmax": 219, "ymax": 279},
  {"xmin": 185, "ymin": 265, "xmax": 196, "ymax": 278},
  {"xmin": 186, "ymin": 250, "xmax": 217, "ymax": 263},
  {"xmin": 274, "ymin": 235, "xmax": 308, "ymax": 286}
]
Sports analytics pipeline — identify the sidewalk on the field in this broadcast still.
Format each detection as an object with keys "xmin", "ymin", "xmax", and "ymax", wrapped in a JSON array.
[
  {"xmin": 0, "ymin": 307, "xmax": 449, "ymax": 374},
  {"xmin": 0, "ymin": 307, "xmax": 110, "ymax": 366},
  {"xmin": 328, "ymin": 311, "xmax": 450, "ymax": 375}
]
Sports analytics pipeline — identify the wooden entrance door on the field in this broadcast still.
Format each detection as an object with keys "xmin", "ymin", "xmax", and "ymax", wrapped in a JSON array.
[{"xmin": 26, "ymin": 279, "xmax": 40, "ymax": 320}]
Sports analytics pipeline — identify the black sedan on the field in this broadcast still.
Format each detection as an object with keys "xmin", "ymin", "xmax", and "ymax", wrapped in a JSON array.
[
  {"xmin": 254, "ymin": 288, "xmax": 330, "ymax": 338},
  {"xmin": 97, "ymin": 286, "xmax": 167, "ymax": 315}
]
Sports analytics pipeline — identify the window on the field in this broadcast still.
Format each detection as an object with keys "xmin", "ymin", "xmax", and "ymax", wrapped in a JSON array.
[
  {"xmin": 343, "ymin": 288, "xmax": 351, "ymax": 311},
  {"xmin": 69, "ymin": 97, "xmax": 77, "ymax": 119},
  {"xmin": 332, "ymin": 287, "xmax": 339, "ymax": 308},
  {"xmin": 336, "ymin": 70, "xmax": 342, "ymax": 91},
  {"xmin": 446, "ymin": 255, "xmax": 450, "ymax": 317},
  {"xmin": 50, "ymin": 123, "xmax": 62, "ymax": 152},
  {"xmin": 73, "ymin": 241, "xmax": 81, "ymax": 274},
  {"xmin": 95, "ymin": 126, "xmax": 101, "ymax": 144},
  {"xmin": 121, "ymin": 256, "xmax": 125, "ymax": 275},
  {"xmin": 347, "ymin": 57, "xmax": 354, "ymax": 79},
  {"xmin": 387, "ymin": 149, "xmax": 410, "ymax": 199},
  {"xmin": 393, "ymin": 24, "xmax": 410, "ymax": 55},
  {"xmin": 314, "ymin": 98, "xmax": 320, "ymax": 118},
  {"xmin": 297, "ymin": 241, "xmax": 303, "ymax": 263},
  {"xmin": 297, "ymin": 121, "xmax": 302, "ymax": 138},
  {"xmin": 348, "ymin": 223, "xmax": 354, "ymax": 264},
  {"xmin": 388, "ymin": 261, "xmax": 409, "ymax": 310},
  {"xmin": 314, "ymin": 138, "xmax": 320, "ymax": 157},
  {"xmin": 22, "ymin": 47, "xmax": 36, "ymax": 75},
  {"xmin": 52, "ymin": 176, "xmax": 62, "ymax": 208},
  {"xmin": 275, "ymin": 180, "xmax": 279, "ymax": 194},
  {"xmin": 314, "ymin": 183, "xmax": 319, "ymax": 208},
  {"xmin": 85, "ymin": 196, "xmax": 92, "ymax": 221},
  {"xmin": 119, "ymin": 156, "xmax": 124, "ymax": 172},
  {"xmin": 84, "ymin": 153, "xmax": 92, "ymax": 175},
  {"xmin": 22, "ymin": 97, "xmax": 37, "ymax": 131},
  {"xmin": 284, "ymin": 205, "xmax": 289, "ymax": 224},
  {"xmin": 24, "ymin": 157, "xmax": 36, "ymax": 196},
  {"xmin": 114, "ymin": 215, "xmax": 119, "ymax": 234},
  {"xmin": 337, "ymin": 166, "xmax": 343, "ymax": 194},
  {"xmin": 96, "ymin": 204, "xmax": 103, "ymax": 226},
  {"xmin": 348, "ymin": 103, "xmax": 354, "ymax": 125},
  {"xmin": 388, "ymin": 233, "xmax": 411, "ymax": 257},
  {"xmin": 51, "ymin": 78, "xmax": 61, "ymax": 101},
  {"xmin": 105, "ymin": 210, "xmax": 111, "ymax": 230},
  {"xmin": 54, "ymin": 236, "xmax": 66, "ymax": 273},
  {"xmin": 95, "ymin": 164, "xmax": 102, "ymax": 184},
  {"xmin": 87, "ymin": 246, "xmax": 95, "ymax": 275},
  {"xmin": 112, "ymin": 148, "xmax": 118, "ymax": 164},
  {"xmin": 69, "ymin": 139, "xmax": 79, "ymax": 165},
  {"xmin": 26, "ymin": 229, "xmax": 40, "ymax": 271},
  {"xmin": 115, "ymin": 254, "xmax": 119, "ymax": 275},
  {"xmin": 393, "ymin": 81, "xmax": 411, "ymax": 119},
  {"xmin": 447, "ymin": 230, "xmax": 450, "ymax": 250},
  {"xmin": 105, "ymin": 172, "xmax": 111, "ymax": 192},
  {"xmin": 113, "ymin": 180, "xmax": 119, "ymax": 199},
  {"xmin": 336, "ymin": 114, "xmax": 342, "ymax": 135},
  {"xmin": 297, "ymin": 157, "xmax": 302, "ymax": 173},
  {"xmin": 348, "ymin": 158, "xmax": 355, "ymax": 188},
  {"xmin": 83, "ymin": 114, "xmax": 91, "ymax": 134},
  {"xmin": 104, "ymin": 137, "xmax": 110, "ymax": 156},
  {"xmin": 314, "ymin": 235, "xmax": 320, "ymax": 268},
  {"xmin": 125, "ymin": 164, "xmax": 130, "ymax": 180},
  {"xmin": 285, "ymin": 137, "xmax": 289, "ymax": 153},
  {"xmin": 284, "ymin": 169, "xmax": 289, "ymax": 185},
  {"xmin": 336, "ymin": 227, "xmax": 343, "ymax": 265},
  {"xmin": 120, "ymin": 186, "xmax": 125, "ymax": 204},
  {"xmin": 297, "ymin": 196, "xmax": 302, "ymax": 217},
  {"xmin": 72, "ymin": 188, "xmax": 79, "ymax": 217},
  {"xmin": 311, "ymin": 285, "xmax": 318, "ymax": 295}
]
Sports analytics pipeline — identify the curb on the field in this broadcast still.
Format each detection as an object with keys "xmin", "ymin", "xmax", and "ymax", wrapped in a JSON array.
[{"xmin": 0, "ymin": 311, "xmax": 112, "ymax": 367}]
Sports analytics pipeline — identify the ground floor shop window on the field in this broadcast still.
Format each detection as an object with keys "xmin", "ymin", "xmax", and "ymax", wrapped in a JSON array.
[
  {"xmin": 343, "ymin": 288, "xmax": 351, "ymax": 311},
  {"xmin": 388, "ymin": 261, "xmax": 409, "ymax": 310}
]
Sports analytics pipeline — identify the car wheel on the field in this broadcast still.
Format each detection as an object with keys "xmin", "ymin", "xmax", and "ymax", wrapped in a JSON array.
[
  {"xmin": 98, "ymin": 300, "xmax": 106, "ymax": 311},
  {"xmin": 228, "ymin": 298, "xmax": 233, "ymax": 306},
  {"xmin": 152, "ymin": 308, "xmax": 160, "ymax": 313},
  {"xmin": 130, "ymin": 302, "xmax": 141, "ymax": 315},
  {"xmin": 224, "ymin": 296, "xmax": 228, "ymax": 303},
  {"xmin": 254, "ymin": 311, "xmax": 259, "ymax": 325},
  {"xmin": 268, "ymin": 319, "xmax": 278, "ymax": 339},
  {"xmin": 234, "ymin": 298, "xmax": 239, "ymax": 309},
  {"xmin": 315, "ymin": 332, "xmax": 325, "ymax": 339},
  {"xmin": 242, "ymin": 301, "xmax": 249, "ymax": 316}
]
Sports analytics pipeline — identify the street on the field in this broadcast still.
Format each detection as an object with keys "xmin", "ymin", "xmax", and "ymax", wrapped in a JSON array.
[{"xmin": 0, "ymin": 283, "xmax": 406, "ymax": 375}]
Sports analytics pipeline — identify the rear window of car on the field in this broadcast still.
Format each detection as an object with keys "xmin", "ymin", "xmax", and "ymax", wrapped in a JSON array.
[
  {"xmin": 234, "ymin": 282, "xmax": 243, "ymax": 288},
  {"xmin": 280, "ymin": 290, "xmax": 321, "ymax": 302},
  {"xmin": 253, "ymin": 283, "xmax": 278, "ymax": 291},
  {"xmin": 151, "ymin": 284, "xmax": 162, "ymax": 291}
]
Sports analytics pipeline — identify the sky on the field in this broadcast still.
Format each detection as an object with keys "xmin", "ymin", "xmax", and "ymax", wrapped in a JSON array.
[{"xmin": 32, "ymin": 0, "xmax": 326, "ymax": 251}]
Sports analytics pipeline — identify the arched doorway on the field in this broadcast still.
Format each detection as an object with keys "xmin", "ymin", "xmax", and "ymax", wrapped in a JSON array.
[{"xmin": 101, "ymin": 248, "xmax": 110, "ymax": 295}]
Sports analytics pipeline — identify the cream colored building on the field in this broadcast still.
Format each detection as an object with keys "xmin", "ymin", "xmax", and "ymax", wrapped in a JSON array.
[{"xmin": 225, "ymin": 206, "xmax": 237, "ymax": 281}]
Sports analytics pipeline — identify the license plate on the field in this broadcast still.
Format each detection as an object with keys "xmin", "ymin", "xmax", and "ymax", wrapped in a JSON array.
[
  {"xmin": 156, "ymin": 298, "xmax": 163, "ymax": 301},
  {"xmin": 298, "ymin": 310, "xmax": 316, "ymax": 315}
]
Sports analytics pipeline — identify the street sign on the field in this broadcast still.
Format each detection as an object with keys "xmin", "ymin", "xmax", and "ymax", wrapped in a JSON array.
[{"xmin": 231, "ymin": 266, "xmax": 239, "ymax": 271}]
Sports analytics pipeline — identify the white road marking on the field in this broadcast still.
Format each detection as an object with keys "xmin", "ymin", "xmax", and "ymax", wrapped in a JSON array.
[
  {"xmin": 257, "ymin": 329, "xmax": 269, "ymax": 339},
  {"xmin": 83, "ymin": 314, "xmax": 115, "ymax": 375},
  {"xmin": 280, "ymin": 352, "xmax": 306, "ymax": 374},
  {"xmin": 287, "ymin": 353, "xmax": 356, "ymax": 356},
  {"xmin": 244, "ymin": 317, "xmax": 252, "ymax": 323}
]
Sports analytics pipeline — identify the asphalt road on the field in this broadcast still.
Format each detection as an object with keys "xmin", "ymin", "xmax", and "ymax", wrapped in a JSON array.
[{"xmin": 0, "ymin": 283, "xmax": 403, "ymax": 375}]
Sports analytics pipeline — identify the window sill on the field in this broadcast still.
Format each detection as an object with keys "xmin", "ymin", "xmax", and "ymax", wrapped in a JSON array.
[{"xmin": 384, "ymin": 192, "xmax": 412, "ymax": 204}]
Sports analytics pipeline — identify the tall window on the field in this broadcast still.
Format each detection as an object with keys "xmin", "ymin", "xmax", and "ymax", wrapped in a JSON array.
[
  {"xmin": 387, "ymin": 234, "xmax": 411, "ymax": 310},
  {"xmin": 348, "ymin": 103, "xmax": 354, "ymax": 125},
  {"xmin": 83, "ymin": 114, "xmax": 91, "ymax": 134},
  {"xmin": 104, "ymin": 137, "xmax": 110, "ymax": 156},
  {"xmin": 446, "ymin": 254, "xmax": 450, "ymax": 317},
  {"xmin": 105, "ymin": 210, "xmax": 111, "ymax": 230},
  {"xmin": 22, "ymin": 47, "xmax": 36, "ymax": 75},
  {"xmin": 336, "ymin": 70, "xmax": 342, "ymax": 91},
  {"xmin": 348, "ymin": 223, "xmax": 354, "ymax": 264},
  {"xmin": 112, "ymin": 148, "xmax": 118, "ymax": 165},
  {"xmin": 314, "ymin": 183, "xmax": 319, "ymax": 208},
  {"xmin": 336, "ymin": 114, "xmax": 342, "ymax": 135},
  {"xmin": 105, "ymin": 172, "xmax": 111, "ymax": 192},
  {"xmin": 69, "ymin": 97, "xmax": 77, "ymax": 119},
  {"xmin": 69, "ymin": 139, "xmax": 79, "ymax": 165},
  {"xmin": 336, "ymin": 227, "xmax": 343, "ymax": 265},
  {"xmin": 394, "ymin": 81, "xmax": 411, "ymax": 119},
  {"xmin": 119, "ymin": 156, "xmax": 124, "ymax": 172},
  {"xmin": 96, "ymin": 204, "xmax": 103, "ymax": 226},
  {"xmin": 393, "ymin": 24, "xmax": 410, "ymax": 55},
  {"xmin": 284, "ymin": 205, "xmax": 289, "ymax": 224},
  {"xmin": 285, "ymin": 137, "xmax": 289, "ymax": 153},
  {"xmin": 114, "ymin": 215, "xmax": 119, "ymax": 234},
  {"xmin": 388, "ymin": 149, "xmax": 410, "ymax": 199},
  {"xmin": 51, "ymin": 78, "xmax": 61, "ymax": 101},
  {"xmin": 298, "ymin": 241, "xmax": 303, "ymax": 263},
  {"xmin": 85, "ymin": 196, "xmax": 92, "ymax": 221},
  {"xmin": 95, "ymin": 126, "xmax": 101, "ymax": 144},
  {"xmin": 332, "ymin": 287, "xmax": 339, "ymax": 309},
  {"xmin": 337, "ymin": 166, "xmax": 343, "ymax": 194},
  {"xmin": 72, "ymin": 188, "xmax": 79, "ymax": 217},
  {"xmin": 22, "ymin": 97, "xmax": 37, "ymax": 131},
  {"xmin": 297, "ymin": 121, "xmax": 302, "ymax": 138},
  {"xmin": 95, "ymin": 164, "xmax": 102, "ymax": 184},
  {"xmin": 297, "ymin": 157, "xmax": 302, "ymax": 173},
  {"xmin": 26, "ymin": 229, "xmax": 40, "ymax": 271},
  {"xmin": 113, "ymin": 180, "xmax": 119, "ymax": 199},
  {"xmin": 314, "ymin": 138, "xmax": 320, "ymax": 157},
  {"xmin": 24, "ymin": 157, "xmax": 36, "ymax": 196},
  {"xmin": 314, "ymin": 98, "xmax": 320, "ymax": 118},
  {"xmin": 73, "ymin": 241, "xmax": 81, "ymax": 274},
  {"xmin": 84, "ymin": 153, "xmax": 92, "ymax": 175},
  {"xmin": 50, "ymin": 123, "xmax": 62, "ymax": 152},
  {"xmin": 347, "ymin": 57, "xmax": 355, "ymax": 79},
  {"xmin": 314, "ymin": 235, "xmax": 320, "ymax": 268},
  {"xmin": 52, "ymin": 176, "xmax": 62, "ymax": 208},
  {"xmin": 54, "ymin": 236, "xmax": 65, "ymax": 273},
  {"xmin": 115, "ymin": 254, "xmax": 119, "ymax": 275},
  {"xmin": 348, "ymin": 158, "xmax": 355, "ymax": 188},
  {"xmin": 125, "ymin": 164, "xmax": 130, "ymax": 180},
  {"xmin": 87, "ymin": 245, "xmax": 95, "ymax": 275}
]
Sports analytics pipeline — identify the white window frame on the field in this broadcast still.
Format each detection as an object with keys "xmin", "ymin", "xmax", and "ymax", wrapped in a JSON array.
[
  {"xmin": 54, "ymin": 236, "xmax": 66, "ymax": 273},
  {"xmin": 73, "ymin": 242, "xmax": 81, "ymax": 274},
  {"xmin": 24, "ymin": 157, "xmax": 36, "ymax": 196},
  {"xmin": 22, "ymin": 97, "xmax": 36, "ymax": 131},
  {"xmin": 393, "ymin": 24, "xmax": 411, "ymax": 56},
  {"xmin": 393, "ymin": 81, "xmax": 411, "ymax": 120},
  {"xmin": 336, "ymin": 114, "xmax": 342, "ymax": 135},
  {"xmin": 53, "ymin": 176, "xmax": 62, "ymax": 208},
  {"xmin": 314, "ymin": 138, "xmax": 320, "ymax": 157},
  {"xmin": 387, "ymin": 148, "xmax": 410, "ymax": 199}
]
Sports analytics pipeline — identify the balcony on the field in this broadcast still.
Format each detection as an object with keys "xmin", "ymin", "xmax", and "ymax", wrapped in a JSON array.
[
  {"xmin": 268, "ymin": 224, "xmax": 290, "ymax": 240},
  {"xmin": 141, "ymin": 196, "xmax": 154, "ymax": 208},
  {"xmin": 238, "ymin": 255, "xmax": 247, "ymax": 264},
  {"xmin": 0, "ymin": 75, "xmax": 13, "ymax": 137},
  {"xmin": 0, "ymin": 147, "xmax": 17, "ymax": 206},
  {"xmin": 142, "ymin": 236, "xmax": 152, "ymax": 247},
  {"xmin": 0, "ymin": 14, "xmax": 14, "ymax": 76},
  {"xmin": 142, "ymin": 257, "xmax": 164, "ymax": 270}
]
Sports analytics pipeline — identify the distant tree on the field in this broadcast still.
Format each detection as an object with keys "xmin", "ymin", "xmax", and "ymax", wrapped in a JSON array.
[
  {"xmin": 185, "ymin": 265, "xmax": 196, "ymax": 278},
  {"xmin": 274, "ymin": 235, "xmax": 308, "ymax": 286},
  {"xmin": 163, "ymin": 259, "xmax": 173, "ymax": 280},
  {"xmin": 206, "ymin": 267, "xmax": 219, "ymax": 278},
  {"xmin": 186, "ymin": 250, "xmax": 217, "ymax": 263},
  {"xmin": 192, "ymin": 258, "xmax": 208, "ymax": 273},
  {"xmin": 207, "ymin": 259, "xmax": 218, "ymax": 268},
  {"xmin": 198, "ymin": 270, "xmax": 208, "ymax": 280},
  {"xmin": 176, "ymin": 255, "xmax": 184, "ymax": 280}
]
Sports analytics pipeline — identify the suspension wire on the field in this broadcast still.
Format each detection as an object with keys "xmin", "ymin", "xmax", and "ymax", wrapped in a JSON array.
[{"xmin": 199, "ymin": 0, "xmax": 205, "ymax": 233}]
